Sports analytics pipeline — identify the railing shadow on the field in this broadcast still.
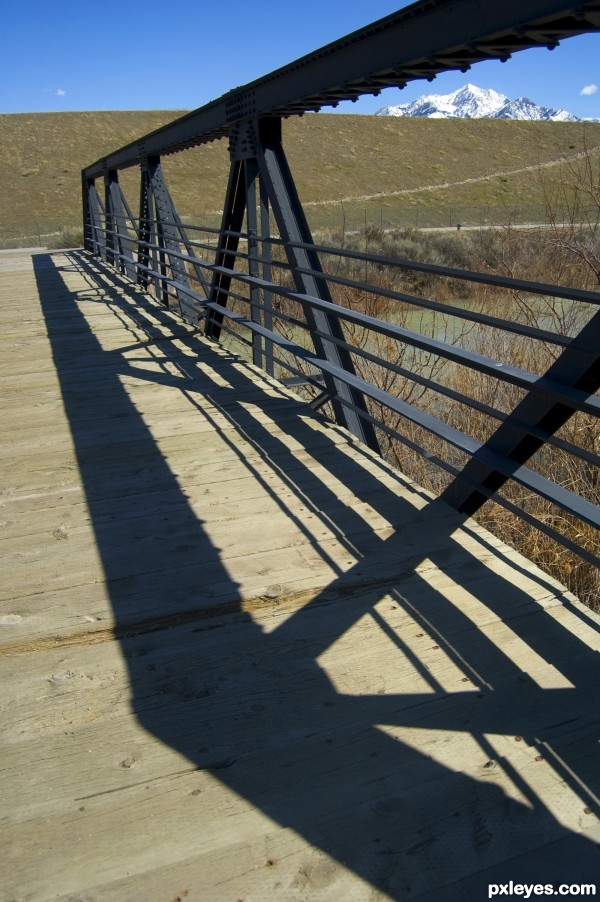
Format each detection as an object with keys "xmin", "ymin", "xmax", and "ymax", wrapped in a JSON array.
[{"xmin": 33, "ymin": 250, "xmax": 600, "ymax": 898}]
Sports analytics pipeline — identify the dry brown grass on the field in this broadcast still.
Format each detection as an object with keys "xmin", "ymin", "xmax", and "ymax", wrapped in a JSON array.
[
  {"xmin": 2, "ymin": 110, "xmax": 600, "ymax": 242},
  {"xmin": 246, "ymin": 223, "xmax": 599, "ymax": 608}
]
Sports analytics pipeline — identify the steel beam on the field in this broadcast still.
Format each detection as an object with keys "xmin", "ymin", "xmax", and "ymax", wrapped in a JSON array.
[
  {"xmin": 259, "ymin": 176, "xmax": 274, "ymax": 377},
  {"xmin": 203, "ymin": 117, "xmax": 380, "ymax": 452},
  {"xmin": 204, "ymin": 159, "xmax": 247, "ymax": 340},
  {"xmin": 440, "ymin": 309, "xmax": 600, "ymax": 516},
  {"xmin": 83, "ymin": 0, "xmax": 600, "ymax": 178},
  {"xmin": 85, "ymin": 181, "xmax": 105, "ymax": 259},
  {"xmin": 103, "ymin": 172, "xmax": 116, "ymax": 267},
  {"xmin": 245, "ymin": 158, "xmax": 265, "ymax": 369},
  {"xmin": 110, "ymin": 176, "xmax": 137, "ymax": 282},
  {"xmin": 104, "ymin": 171, "xmax": 137, "ymax": 280},
  {"xmin": 254, "ymin": 118, "xmax": 380, "ymax": 453},
  {"xmin": 137, "ymin": 163, "xmax": 153, "ymax": 290},
  {"xmin": 82, "ymin": 176, "xmax": 102, "ymax": 255},
  {"xmin": 145, "ymin": 156, "xmax": 202, "ymax": 326}
]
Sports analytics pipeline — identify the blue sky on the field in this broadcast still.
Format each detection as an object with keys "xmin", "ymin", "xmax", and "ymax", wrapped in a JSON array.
[{"xmin": 1, "ymin": 0, "xmax": 598, "ymax": 119}]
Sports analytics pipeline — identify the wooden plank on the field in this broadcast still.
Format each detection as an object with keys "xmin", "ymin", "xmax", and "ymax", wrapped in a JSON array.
[
  {"xmin": 1, "ymin": 605, "xmax": 599, "ymax": 900},
  {"xmin": 1, "ymin": 250, "xmax": 599, "ymax": 902}
]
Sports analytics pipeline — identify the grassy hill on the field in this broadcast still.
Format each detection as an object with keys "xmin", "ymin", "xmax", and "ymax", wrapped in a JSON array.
[
  {"xmin": 0, "ymin": 111, "xmax": 187, "ymax": 243},
  {"xmin": 2, "ymin": 110, "xmax": 599, "ymax": 243}
]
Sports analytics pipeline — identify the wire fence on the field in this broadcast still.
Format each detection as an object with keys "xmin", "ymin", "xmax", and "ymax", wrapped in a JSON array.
[
  {"xmin": 324, "ymin": 203, "xmax": 592, "ymax": 234},
  {"xmin": 0, "ymin": 218, "xmax": 83, "ymax": 250},
  {"xmin": 2, "ymin": 203, "xmax": 595, "ymax": 250}
]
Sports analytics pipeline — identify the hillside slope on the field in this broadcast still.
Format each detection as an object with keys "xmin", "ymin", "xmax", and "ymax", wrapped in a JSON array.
[
  {"xmin": 0, "ymin": 111, "xmax": 186, "ymax": 236},
  {"xmin": 2, "ymin": 110, "xmax": 599, "ymax": 238}
]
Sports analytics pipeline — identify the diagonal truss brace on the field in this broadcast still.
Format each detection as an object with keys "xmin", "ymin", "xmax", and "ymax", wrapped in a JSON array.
[
  {"xmin": 441, "ymin": 308, "xmax": 600, "ymax": 516},
  {"xmin": 205, "ymin": 116, "xmax": 380, "ymax": 454},
  {"xmin": 82, "ymin": 177, "xmax": 104, "ymax": 258},
  {"xmin": 137, "ymin": 162, "xmax": 156, "ymax": 292},
  {"xmin": 141, "ymin": 156, "xmax": 207, "ymax": 327},
  {"xmin": 104, "ymin": 170, "xmax": 137, "ymax": 282},
  {"xmin": 205, "ymin": 152, "xmax": 274, "ymax": 373}
]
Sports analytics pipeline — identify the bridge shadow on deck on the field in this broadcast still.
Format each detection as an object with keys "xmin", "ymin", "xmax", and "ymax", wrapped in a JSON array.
[{"xmin": 34, "ymin": 251, "xmax": 600, "ymax": 899}]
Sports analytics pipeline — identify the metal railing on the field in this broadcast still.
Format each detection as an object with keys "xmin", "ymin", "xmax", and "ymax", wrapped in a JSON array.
[
  {"xmin": 82, "ymin": 185, "xmax": 600, "ymax": 574},
  {"xmin": 81, "ymin": 0, "xmax": 600, "ymax": 586}
]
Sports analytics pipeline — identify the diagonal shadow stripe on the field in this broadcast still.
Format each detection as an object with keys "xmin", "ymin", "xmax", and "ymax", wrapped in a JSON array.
[{"xmin": 30, "ymin": 250, "xmax": 600, "ymax": 899}]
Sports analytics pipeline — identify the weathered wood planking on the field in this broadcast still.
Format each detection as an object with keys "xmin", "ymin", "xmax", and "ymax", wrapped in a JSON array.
[{"xmin": 1, "ymin": 249, "xmax": 599, "ymax": 902}]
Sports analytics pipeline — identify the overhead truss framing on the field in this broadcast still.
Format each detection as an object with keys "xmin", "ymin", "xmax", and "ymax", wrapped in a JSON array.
[{"xmin": 83, "ymin": 0, "xmax": 600, "ymax": 177}]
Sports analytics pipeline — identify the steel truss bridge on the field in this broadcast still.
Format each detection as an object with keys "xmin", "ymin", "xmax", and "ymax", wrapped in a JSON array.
[
  {"xmin": 82, "ymin": 0, "xmax": 600, "ymax": 573},
  {"xmin": 4, "ymin": 2, "xmax": 600, "ymax": 898}
]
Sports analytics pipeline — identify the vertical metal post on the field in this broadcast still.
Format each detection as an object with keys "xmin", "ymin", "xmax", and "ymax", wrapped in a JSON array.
[
  {"xmin": 260, "ymin": 177, "xmax": 274, "ymax": 378},
  {"xmin": 204, "ymin": 159, "xmax": 246, "ymax": 340},
  {"xmin": 137, "ymin": 161, "xmax": 153, "ymax": 289},
  {"xmin": 81, "ymin": 173, "xmax": 93, "ymax": 252},
  {"xmin": 255, "ymin": 117, "xmax": 380, "ymax": 454},
  {"xmin": 245, "ymin": 158, "xmax": 264, "ymax": 368},
  {"xmin": 105, "ymin": 170, "xmax": 137, "ymax": 281},
  {"xmin": 149, "ymin": 159, "xmax": 172, "ymax": 307},
  {"xmin": 84, "ymin": 180, "xmax": 104, "ymax": 258},
  {"xmin": 203, "ymin": 126, "xmax": 274, "ymax": 369},
  {"xmin": 103, "ymin": 169, "xmax": 116, "ymax": 266},
  {"xmin": 146, "ymin": 156, "xmax": 201, "ymax": 325}
]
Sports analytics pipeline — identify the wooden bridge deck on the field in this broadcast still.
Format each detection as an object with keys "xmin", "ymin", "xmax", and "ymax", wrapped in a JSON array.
[{"xmin": 1, "ymin": 248, "xmax": 599, "ymax": 901}]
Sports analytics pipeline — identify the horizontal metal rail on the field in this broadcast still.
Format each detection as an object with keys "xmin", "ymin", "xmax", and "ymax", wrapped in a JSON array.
[
  {"xmin": 99, "ymin": 224, "xmax": 600, "ymax": 418},
  {"xmin": 84, "ymin": 204, "xmax": 600, "ymax": 570},
  {"xmin": 81, "ymin": 0, "xmax": 600, "ymax": 587}
]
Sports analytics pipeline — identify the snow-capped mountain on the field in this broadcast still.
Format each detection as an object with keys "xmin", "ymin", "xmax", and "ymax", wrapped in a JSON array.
[{"xmin": 375, "ymin": 84, "xmax": 579, "ymax": 122}]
